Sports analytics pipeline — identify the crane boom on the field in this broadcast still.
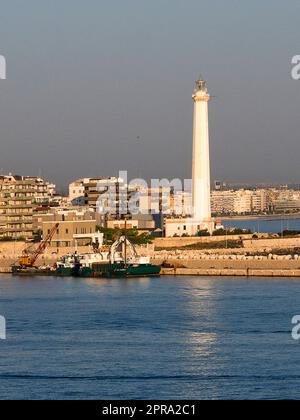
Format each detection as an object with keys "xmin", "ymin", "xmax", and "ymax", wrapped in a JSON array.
[{"xmin": 18, "ymin": 223, "xmax": 59, "ymax": 268}]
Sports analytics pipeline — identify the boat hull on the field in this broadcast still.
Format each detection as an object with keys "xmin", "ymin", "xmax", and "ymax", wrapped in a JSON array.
[
  {"xmin": 11, "ymin": 263, "xmax": 161, "ymax": 278},
  {"xmin": 91, "ymin": 262, "xmax": 161, "ymax": 278},
  {"xmin": 11, "ymin": 266, "xmax": 53, "ymax": 276}
]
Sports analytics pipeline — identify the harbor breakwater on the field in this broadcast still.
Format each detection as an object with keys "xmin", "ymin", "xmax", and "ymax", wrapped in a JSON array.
[
  {"xmin": 152, "ymin": 251, "xmax": 300, "ymax": 277},
  {"xmin": 2, "ymin": 235, "xmax": 300, "ymax": 277},
  {"xmin": 0, "ymin": 242, "xmax": 92, "ymax": 274},
  {"xmin": 150, "ymin": 236, "xmax": 300, "ymax": 277},
  {"xmin": 160, "ymin": 267, "xmax": 300, "ymax": 277}
]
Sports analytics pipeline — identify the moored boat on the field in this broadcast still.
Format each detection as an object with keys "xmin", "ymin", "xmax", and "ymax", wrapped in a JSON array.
[{"xmin": 12, "ymin": 235, "xmax": 161, "ymax": 278}]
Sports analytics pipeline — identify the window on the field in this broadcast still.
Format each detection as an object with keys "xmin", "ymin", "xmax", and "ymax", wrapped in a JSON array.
[{"xmin": 66, "ymin": 229, "xmax": 69, "ymax": 234}]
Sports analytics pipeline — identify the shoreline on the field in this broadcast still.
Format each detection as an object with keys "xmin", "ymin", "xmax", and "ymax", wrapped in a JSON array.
[
  {"xmin": 160, "ymin": 267, "xmax": 300, "ymax": 277},
  {"xmin": 2, "ymin": 235, "xmax": 300, "ymax": 278},
  {"xmin": 2, "ymin": 267, "xmax": 300, "ymax": 278},
  {"xmin": 220, "ymin": 213, "xmax": 300, "ymax": 221}
]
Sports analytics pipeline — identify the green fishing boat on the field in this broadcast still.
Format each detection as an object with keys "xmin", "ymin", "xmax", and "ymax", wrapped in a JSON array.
[
  {"xmin": 12, "ymin": 233, "xmax": 161, "ymax": 279},
  {"xmin": 89, "ymin": 261, "xmax": 161, "ymax": 278}
]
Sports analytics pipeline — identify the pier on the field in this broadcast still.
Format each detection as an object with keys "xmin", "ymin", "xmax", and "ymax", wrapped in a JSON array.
[{"xmin": 160, "ymin": 267, "xmax": 300, "ymax": 277}]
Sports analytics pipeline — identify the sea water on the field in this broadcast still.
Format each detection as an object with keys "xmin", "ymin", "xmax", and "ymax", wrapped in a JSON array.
[{"xmin": 0, "ymin": 275, "xmax": 300, "ymax": 400}]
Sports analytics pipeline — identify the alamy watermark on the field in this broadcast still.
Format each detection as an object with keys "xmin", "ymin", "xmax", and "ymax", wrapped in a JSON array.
[
  {"xmin": 291, "ymin": 55, "xmax": 300, "ymax": 80},
  {"xmin": 0, "ymin": 55, "xmax": 6, "ymax": 80},
  {"xmin": 292, "ymin": 315, "xmax": 300, "ymax": 340},
  {"xmin": 0, "ymin": 316, "xmax": 6, "ymax": 340},
  {"xmin": 95, "ymin": 171, "xmax": 196, "ymax": 217}
]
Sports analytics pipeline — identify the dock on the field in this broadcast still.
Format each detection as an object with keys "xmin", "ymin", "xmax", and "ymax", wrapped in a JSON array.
[{"xmin": 160, "ymin": 267, "xmax": 300, "ymax": 277}]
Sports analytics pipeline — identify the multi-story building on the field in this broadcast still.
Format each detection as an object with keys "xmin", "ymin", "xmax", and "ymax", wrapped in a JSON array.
[
  {"xmin": 43, "ymin": 220, "xmax": 99, "ymax": 248},
  {"xmin": 251, "ymin": 190, "xmax": 268, "ymax": 213},
  {"xmin": 40, "ymin": 208, "xmax": 101, "ymax": 247},
  {"xmin": 106, "ymin": 214, "xmax": 155, "ymax": 231},
  {"xmin": 211, "ymin": 190, "xmax": 236, "ymax": 215},
  {"xmin": 138, "ymin": 188, "xmax": 192, "ymax": 217},
  {"xmin": 233, "ymin": 190, "xmax": 253, "ymax": 214},
  {"xmin": 69, "ymin": 177, "xmax": 130, "ymax": 212},
  {"xmin": 272, "ymin": 190, "xmax": 300, "ymax": 213},
  {"xmin": 68, "ymin": 178, "xmax": 91, "ymax": 205},
  {"xmin": 33, "ymin": 207, "xmax": 98, "ymax": 231},
  {"xmin": 69, "ymin": 176, "xmax": 139, "ymax": 219},
  {"xmin": 211, "ymin": 189, "xmax": 268, "ymax": 215},
  {"xmin": 0, "ymin": 175, "xmax": 55, "ymax": 239},
  {"xmin": 84, "ymin": 178, "xmax": 123, "ymax": 209}
]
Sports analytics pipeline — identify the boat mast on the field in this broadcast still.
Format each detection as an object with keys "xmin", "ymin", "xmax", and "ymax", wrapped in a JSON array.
[{"xmin": 124, "ymin": 216, "xmax": 127, "ymax": 268}]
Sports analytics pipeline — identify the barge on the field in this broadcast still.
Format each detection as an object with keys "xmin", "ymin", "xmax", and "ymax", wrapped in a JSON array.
[{"xmin": 12, "ymin": 235, "xmax": 161, "ymax": 278}]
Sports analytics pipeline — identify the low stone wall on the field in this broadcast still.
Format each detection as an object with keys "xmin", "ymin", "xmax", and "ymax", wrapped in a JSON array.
[
  {"xmin": 0, "ymin": 242, "xmax": 26, "ymax": 270},
  {"xmin": 2, "ymin": 237, "xmax": 300, "ymax": 278},
  {"xmin": 153, "ymin": 258, "xmax": 300, "ymax": 270},
  {"xmin": 161, "ymin": 267, "xmax": 300, "ymax": 277},
  {"xmin": 0, "ymin": 241, "xmax": 94, "ymax": 269},
  {"xmin": 243, "ymin": 237, "xmax": 300, "ymax": 249},
  {"xmin": 152, "ymin": 251, "xmax": 300, "ymax": 262},
  {"xmin": 154, "ymin": 235, "xmax": 254, "ymax": 248}
]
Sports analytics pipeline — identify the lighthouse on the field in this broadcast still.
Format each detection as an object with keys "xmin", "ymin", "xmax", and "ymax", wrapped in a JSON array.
[
  {"xmin": 191, "ymin": 78, "xmax": 213, "ymax": 231},
  {"xmin": 164, "ymin": 78, "xmax": 215, "ymax": 237}
]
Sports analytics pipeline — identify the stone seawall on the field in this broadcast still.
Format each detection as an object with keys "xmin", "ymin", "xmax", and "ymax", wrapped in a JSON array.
[
  {"xmin": 153, "ymin": 252, "xmax": 300, "ymax": 277},
  {"xmin": 0, "ymin": 242, "xmax": 93, "ymax": 273},
  {"xmin": 161, "ymin": 267, "xmax": 300, "ymax": 277},
  {"xmin": 2, "ymin": 238, "xmax": 300, "ymax": 278},
  {"xmin": 243, "ymin": 237, "xmax": 300, "ymax": 249},
  {"xmin": 154, "ymin": 235, "xmax": 254, "ymax": 248}
]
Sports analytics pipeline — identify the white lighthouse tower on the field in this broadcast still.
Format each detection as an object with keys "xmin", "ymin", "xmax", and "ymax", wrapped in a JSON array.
[
  {"xmin": 191, "ymin": 79, "xmax": 214, "ymax": 232},
  {"xmin": 164, "ymin": 78, "xmax": 215, "ymax": 237}
]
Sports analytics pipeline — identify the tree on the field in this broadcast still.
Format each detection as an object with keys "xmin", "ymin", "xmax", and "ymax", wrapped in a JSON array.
[
  {"xmin": 96, "ymin": 226, "xmax": 153, "ymax": 245},
  {"xmin": 213, "ymin": 228, "xmax": 252, "ymax": 236},
  {"xmin": 197, "ymin": 229, "xmax": 210, "ymax": 237}
]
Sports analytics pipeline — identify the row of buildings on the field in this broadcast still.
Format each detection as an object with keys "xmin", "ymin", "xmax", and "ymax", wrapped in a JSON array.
[
  {"xmin": 211, "ymin": 189, "xmax": 300, "ymax": 215},
  {"xmin": 2, "ymin": 174, "xmax": 300, "ymax": 244},
  {"xmin": 70, "ymin": 177, "xmax": 300, "ymax": 216}
]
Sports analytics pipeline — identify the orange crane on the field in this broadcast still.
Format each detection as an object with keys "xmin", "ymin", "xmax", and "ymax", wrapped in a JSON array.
[{"xmin": 18, "ymin": 223, "xmax": 59, "ymax": 268}]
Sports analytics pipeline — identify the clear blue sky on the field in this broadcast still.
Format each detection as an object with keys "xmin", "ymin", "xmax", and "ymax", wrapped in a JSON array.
[{"xmin": 0, "ymin": 0, "xmax": 299, "ymax": 187}]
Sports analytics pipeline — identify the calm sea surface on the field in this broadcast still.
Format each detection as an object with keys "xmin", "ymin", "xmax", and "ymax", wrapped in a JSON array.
[
  {"xmin": 223, "ymin": 217, "xmax": 300, "ymax": 234},
  {"xmin": 1, "ymin": 275, "xmax": 300, "ymax": 400}
]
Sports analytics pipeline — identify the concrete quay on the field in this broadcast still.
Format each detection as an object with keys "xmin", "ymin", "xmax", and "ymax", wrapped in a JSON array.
[
  {"xmin": 1, "ymin": 236, "xmax": 300, "ymax": 278},
  {"xmin": 160, "ymin": 267, "xmax": 300, "ymax": 278}
]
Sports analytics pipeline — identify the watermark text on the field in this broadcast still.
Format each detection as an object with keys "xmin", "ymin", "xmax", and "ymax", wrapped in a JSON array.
[
  {"xmin": 291, "ymin": 55, "xmax": 300, "ymax": 80},
  {"xmin": 0, "ymin": 316, "xmax": 6, "ymax": 340},
  {"xmin": 0, "ymin": 55, "xmax": 6, "ymax": 80}
]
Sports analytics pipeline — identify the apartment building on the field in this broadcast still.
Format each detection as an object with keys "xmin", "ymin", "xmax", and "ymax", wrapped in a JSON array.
[
  {"xmin": 69, "ymin": 177, "xmax": 138, "ymax": 220},
  {"xmin": 43, "ymin": 219, "xmax": 98, "ymax": 248},
  {"xmin": 211, "ymin": 189, "xmax": 268, "ymax": 215},
  {"xmin": 211, "ymin": 190, "xmax": 236, "ymax": 214},
  {"xmin": 40, "ymin": 208, "xmax": 100, "ymax": 247},
  {"xmin": 272, "ymin": 190, "xmax": 300, "ymax": 213},
  {"xmin": 0, "ymin": 175, "xmax": 55, "ymax": 239},
  {"xmin": 251, "ymin": 190, "xmax": 268, "ymax": 213},
  {"xmin": 68, "ymin": 178, "xmax": 90, "ymax": 205}
]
